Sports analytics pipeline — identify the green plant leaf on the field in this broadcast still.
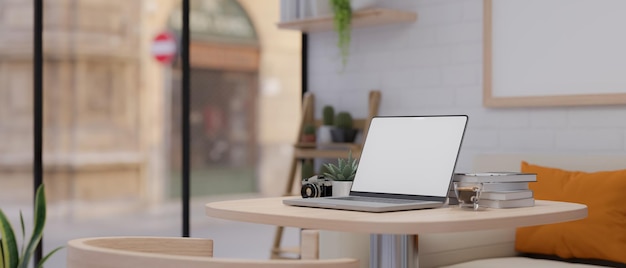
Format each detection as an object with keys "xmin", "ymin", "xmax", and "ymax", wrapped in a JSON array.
[
  {"xmin": 36, "ymin": 246, "xmax": 63, "ymax": 268},
  {"xmin": 323, "ymin": 162, "xmax": 336, "ymax": 179},
  {"xmin": 323, "ymin": 150, "xmax": 359, "ymax": 181},
  {"xmin": 0, "ymin": 209, "xmax": 18, "ymax": 268},
  {"xmin": 341, "ymin": 163, "xmax": 351, "ymax": 179},
  {"xmin": 337, "ymin": 158, "xmax": 345, "ymax": 170},
  {"xmin": 18, "ymin": 212, "xmax": 24, "ymax": 257},
  {"xmin": 1, "ymin": 238, "xmax": 5, "ymax": 268},
  {"xmin": 18, "ymin": 185, "xmax": 46, "ymax": 268},
  {"xmin": 327, "ymin": 163, "xmax": 340, "ymax": 175}
]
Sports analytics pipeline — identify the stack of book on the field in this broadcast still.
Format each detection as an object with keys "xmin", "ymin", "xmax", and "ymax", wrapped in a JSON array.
[{"xmin": 449, "ymin": 172, "xmax": 536, "ymax": 208}]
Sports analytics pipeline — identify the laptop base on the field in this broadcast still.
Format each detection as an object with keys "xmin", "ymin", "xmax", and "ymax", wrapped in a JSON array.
[{"xmin": 283, "ymin": 197, "xmax": 442, "ymax": 213}]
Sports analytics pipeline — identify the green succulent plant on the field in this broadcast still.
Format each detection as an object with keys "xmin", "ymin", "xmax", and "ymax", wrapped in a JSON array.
[
  {"xmin": 334, "ymin": 112, "xmax": 353, "ymax": 130},
  {"xmin": 330, "ymin": 0, "xmax": 351, "ymax": 68},
  {"xmin": 319, "ymin": 164, "xmax": 330, "ymax": 175},
  {"xmin": 0, "ymin": 184, "xmax": 63, "ymax": 268},
  {"xmin": 322, "ymin": 106, "xmax": 335, "ymax": 126},
  {"xmin": 323, "ymin": 151, "xmax": 358, "ymax": 181},
  {"xmin": 303, "ymin": 124, "xmax": 316, "ymax": 135}
]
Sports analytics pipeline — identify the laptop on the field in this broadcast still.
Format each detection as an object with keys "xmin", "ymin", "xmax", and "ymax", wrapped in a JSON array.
[{"xmin": 283, "ymin": 115, "xmax": 468, "ymax": 212}]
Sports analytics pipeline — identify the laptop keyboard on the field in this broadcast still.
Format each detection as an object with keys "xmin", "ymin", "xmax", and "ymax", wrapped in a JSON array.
[{"xmin": 333, "ymin": 196, "xmax": 425, "ymax": 204}]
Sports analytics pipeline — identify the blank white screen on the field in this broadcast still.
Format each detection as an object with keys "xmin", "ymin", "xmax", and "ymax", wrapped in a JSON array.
[{"xmin": 350, "ymin": 116, "xmax": 467, "ymax": 197}]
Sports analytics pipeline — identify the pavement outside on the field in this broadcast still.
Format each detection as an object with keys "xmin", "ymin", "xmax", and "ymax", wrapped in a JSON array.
[{"xmin": 2, "ymin": 166, "xmax": 297, "ymax": 268}]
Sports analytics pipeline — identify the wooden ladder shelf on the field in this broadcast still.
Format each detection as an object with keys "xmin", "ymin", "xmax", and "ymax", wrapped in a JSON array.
[{"xmin": 271, "ymin": 90, "xmax": 381, "ymax": 259}]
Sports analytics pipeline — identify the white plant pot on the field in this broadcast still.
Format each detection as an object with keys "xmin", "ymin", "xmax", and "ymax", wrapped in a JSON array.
[
  {"xmin": 317, "ymin": 125, "xmax": 333, "ymax": 144},
  {"xmin": 332, "ymin": 181, "xmax": 353, "ymax": 197}
]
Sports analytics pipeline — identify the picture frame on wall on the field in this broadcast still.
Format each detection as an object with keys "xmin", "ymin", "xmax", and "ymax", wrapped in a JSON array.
[{"xmin": 483, "ymin": 0, "xmax": 626, "ymax": 107}]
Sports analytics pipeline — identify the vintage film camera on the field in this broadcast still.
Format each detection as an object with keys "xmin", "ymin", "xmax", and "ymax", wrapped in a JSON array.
[{"xmin": 301, "ymin": 175, "xmax": 332, "ymax": 198}]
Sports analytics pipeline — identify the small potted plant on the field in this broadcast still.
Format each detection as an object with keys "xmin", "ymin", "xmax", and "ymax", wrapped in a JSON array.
[
  {"xmin": 0, "ymin": 184, "xmax": 63, "ymax": 268},
  {"xmin": 317, "ymin": 105, "xmax": 335, "ymax": 144},
  {"xmin": 323, "ymin": 151, "xmax": 358, "ymax": 196},
  {"xmin": 301, "ymin": 123, "xmax": 317, "ymax": 143},
  {"xmin": 330, "ymin": 111, "xmax": 357, "ymax": 143}
]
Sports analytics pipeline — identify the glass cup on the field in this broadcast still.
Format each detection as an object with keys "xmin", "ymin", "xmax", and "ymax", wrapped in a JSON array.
[{"xmin": 453, "ymin": 182, "xmax": 483, "ymax": 210}]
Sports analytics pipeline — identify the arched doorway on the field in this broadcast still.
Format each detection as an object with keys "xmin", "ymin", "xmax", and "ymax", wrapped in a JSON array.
[{"xmin": 167, "ymin": 0, "xmax": 260, "ymax": 198}]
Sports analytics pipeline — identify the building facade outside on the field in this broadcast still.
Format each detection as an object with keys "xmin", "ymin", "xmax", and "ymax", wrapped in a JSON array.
[{"xmin": 0, "ymin": 0, "xmax": 301, "ymax": 218}]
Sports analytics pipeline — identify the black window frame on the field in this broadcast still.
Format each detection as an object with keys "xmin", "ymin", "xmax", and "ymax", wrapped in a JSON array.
[
  {"xmin": 32, "ymin": 1, "xmax": 306, "ymax": 265},
  {"xmin": 31, "ymin": 0, "xmax": 193, "ymax": 265}
]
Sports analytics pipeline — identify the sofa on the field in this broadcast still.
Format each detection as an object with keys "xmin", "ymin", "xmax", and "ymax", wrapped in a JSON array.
[
  {"xmin": 319, "ymin": 154, "xmax": 626, "ymax": 268},
  {"xmin": 420, "ymin": 154, "xmax": 626, "ymax": 268}
]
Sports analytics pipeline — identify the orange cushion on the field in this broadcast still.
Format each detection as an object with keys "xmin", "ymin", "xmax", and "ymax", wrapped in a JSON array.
[{"xmin": 516, "ymin": 161, "xmax": 626, "ymax": 264}]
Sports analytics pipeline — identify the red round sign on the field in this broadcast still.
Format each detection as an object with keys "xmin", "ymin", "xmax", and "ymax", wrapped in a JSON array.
[{"xmin": 151, "ymin": 32, "xmax": 177, "ymax": 64}]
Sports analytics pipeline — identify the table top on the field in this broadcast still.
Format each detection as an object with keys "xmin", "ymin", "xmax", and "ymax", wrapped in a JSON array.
[{"xmin": 205, "ymin": 196, "xmax": 587, "ymax": 234}]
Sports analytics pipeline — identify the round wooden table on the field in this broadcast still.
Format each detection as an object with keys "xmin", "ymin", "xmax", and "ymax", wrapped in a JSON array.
[{"xmin": 206, "ymin": 196, "xmax": 587, "ymax": 268}]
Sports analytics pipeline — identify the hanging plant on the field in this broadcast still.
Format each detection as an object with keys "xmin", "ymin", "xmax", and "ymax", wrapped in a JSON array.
[{"xmin": 330, "ymin": 0, "xmax": 351, "ymax": 68}]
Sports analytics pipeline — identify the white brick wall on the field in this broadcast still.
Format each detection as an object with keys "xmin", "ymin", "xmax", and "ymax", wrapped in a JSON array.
[{"xmin": 308, "ymin": 0, "xmax": 626, "ymax": 172}]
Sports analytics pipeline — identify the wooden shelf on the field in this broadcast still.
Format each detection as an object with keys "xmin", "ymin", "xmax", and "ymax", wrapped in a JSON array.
[
  {"xmin": 295, "ymin": 142, "xmax": 362, "ymax": 159},
  {"xmin": 295, "ymin": 142, "xmax": 360, "ymax": 149},
  {"xmin": 277, "ymin": 8, "xmax": 417, "ymax": 32},
  {"xmin": 271, "ymin": 91, "xmax": 380, "ymax": 260}
]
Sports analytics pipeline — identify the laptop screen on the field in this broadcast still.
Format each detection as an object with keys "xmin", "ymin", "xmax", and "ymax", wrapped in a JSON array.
[{"xmin": 350, "ymin": 115, "xmax": 468, "ymax": 197}]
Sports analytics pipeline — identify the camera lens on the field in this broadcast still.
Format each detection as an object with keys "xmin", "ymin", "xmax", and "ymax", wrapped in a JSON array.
[{"xmin": 301, "ymin": 183, "xmax": 320, "ymax": 198}]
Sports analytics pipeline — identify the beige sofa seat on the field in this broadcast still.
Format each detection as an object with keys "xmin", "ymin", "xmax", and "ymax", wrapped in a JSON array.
[
  {"xmin": 441, "ymin": 257, "xmax": 606, "ymax": 268},
  {"xmin": 417, "ymin": 229, "xmax": 516, "ymax": 268}
]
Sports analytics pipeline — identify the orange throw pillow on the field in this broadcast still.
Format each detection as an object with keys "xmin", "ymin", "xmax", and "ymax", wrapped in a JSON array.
[{"xmin": 516, "ymin": 161, "xmax": 626, "ymax": 264}]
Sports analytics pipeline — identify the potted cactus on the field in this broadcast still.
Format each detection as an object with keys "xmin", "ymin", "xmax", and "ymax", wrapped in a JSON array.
[
  {"xmin": 330, "ymin": 111, "xmax": 357, "ymax": 143},
  {"xmin": 317, "ymin": 105, "xmax": 335, "ymax": 144},
  {"xmin": 301, "ymin": 123, "xmax": 317, "ymax": 143},
  {"xmin": 323, "ymin": 151, "xmax": 358, "ymax": 196},
  {"xmin": 323, "ymin": 105, "xmax": 335, "ymax": 126}
]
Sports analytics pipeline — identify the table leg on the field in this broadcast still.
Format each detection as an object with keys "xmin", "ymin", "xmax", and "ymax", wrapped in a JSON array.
[{"xmin": 370, "ymin": 234, "xmax": 416, "ymax": 268}]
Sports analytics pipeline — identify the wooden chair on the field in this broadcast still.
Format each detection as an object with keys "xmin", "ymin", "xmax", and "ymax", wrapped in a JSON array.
[
  {"xmin": 272, "ymin": 90, "xmax": 381, "ymax": 259},
  {"xmin": 67, "ymin": 236, "xmax": 359, "ymax": 268}
]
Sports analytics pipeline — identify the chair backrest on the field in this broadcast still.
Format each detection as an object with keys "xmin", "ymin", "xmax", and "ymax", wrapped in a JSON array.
[{"xmin": 67, "ymin": 236, "xmax": 359, "ymax": 268}]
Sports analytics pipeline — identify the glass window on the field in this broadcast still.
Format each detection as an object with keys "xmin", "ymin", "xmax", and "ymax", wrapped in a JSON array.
[{"xmin": 0, "ymin": 1, "xmax": 301, "ymax": 266}]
